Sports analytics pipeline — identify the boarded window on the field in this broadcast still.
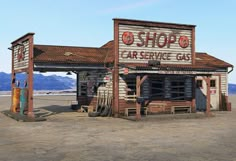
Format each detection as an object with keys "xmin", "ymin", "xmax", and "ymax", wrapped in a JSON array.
[
  {"xmin": 150, "ymin": 77, "xmax": 165, "ymax": 98},
  {"xmin": 170, "ymin": 79, "xmax": 185, "ymax": 100},
  {"xmin": 196, "ymin": 80, "xmax": 202, "ymax": 88}
]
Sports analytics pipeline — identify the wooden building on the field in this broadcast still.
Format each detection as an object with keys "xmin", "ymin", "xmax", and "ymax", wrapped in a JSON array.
[{"xmin": 10, "ymin": 19, "xmax": 233, "ymax": 118}]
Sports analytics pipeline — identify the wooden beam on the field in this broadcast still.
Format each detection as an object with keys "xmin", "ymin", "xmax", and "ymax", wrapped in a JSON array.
[
  {"xmin": 136, "ymin": 75, "xmax": 141, "ymax": 120},
  {"xmin": 27, "ymin": 36, "xmax": 34, "ymax": 118},
  {"xmin": 206, "ymin": 76, "xmax": 211, "ymax": 116},
  {"xmin": 113, "ymin": 20, "xmax": 119, "ymax": 117},
  {"xmin": 76, "ymin": 72, "xmax": 79, "ymax": 101},
  {"xmin": 191, "ymin": 77, "xmax": 196, "ymax": 112},
  {"xmin": 10, "ymin": 48, "xmax": 15, "ymax": 112},
  {"xmin": 138, "ymin": 75, "xmax": 148, "ymax": 87}
]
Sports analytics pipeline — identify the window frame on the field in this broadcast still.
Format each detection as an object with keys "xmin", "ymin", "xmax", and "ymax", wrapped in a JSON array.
[
  {"xmin": 170, "ymin": 79, "xmax": 186, "ymax": 100},
  {"xmin": 150, "ymin": 77, "xmax": 165, "ymax": 99},
  {"xmin": 125, "ymin": 76, "xmax": 136, "ymax": 96},
  {"xmin": 210, "ymin": 79, "xmax": 216, "ymax": 88}
]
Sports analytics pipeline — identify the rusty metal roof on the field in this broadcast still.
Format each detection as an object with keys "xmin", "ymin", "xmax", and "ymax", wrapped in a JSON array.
[
  {"xmin": 34, "ymin": 44, "xmax": 114, "ymax": 64},
  {"xmin": 33, "ymin": 41, "xmax": 233, "ymax": 69},
  {"xmin": 195, "ymin": 52, "xmax": 233, "ymax": 68}
]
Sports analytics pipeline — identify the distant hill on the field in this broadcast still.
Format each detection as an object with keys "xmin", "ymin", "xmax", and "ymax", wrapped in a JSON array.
[
  {"xmin": 1, "ymin": 72, "xmax": 236, "ymax": 94},
  {"xmin": 0, "ymin": 72, "xmax": 76, "ymax": 91},
  {"xmin": 228, "ymin": 83, "xmax": 236, "ymax": 95}
]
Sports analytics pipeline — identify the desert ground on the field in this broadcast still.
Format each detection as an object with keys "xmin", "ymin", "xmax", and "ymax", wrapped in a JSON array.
[{"xmin": 0, "ymin": 95, "xmax": 236, "ymax": 161}]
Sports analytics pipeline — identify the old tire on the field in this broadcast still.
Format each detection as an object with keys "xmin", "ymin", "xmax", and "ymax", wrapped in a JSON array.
[{"xmin": 88, "ymin": 112, "xmax": 100, "ymax": 117}]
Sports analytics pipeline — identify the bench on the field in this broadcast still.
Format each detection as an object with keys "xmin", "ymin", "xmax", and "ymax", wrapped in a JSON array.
[
  {"xmin": 171, "ymin": 106, "xmax": 191, "ymax": 114},
  {"xmin": 147, "ymin": 103, "xmax": 167, "ymax": 114},
  {"xmin": 125, "ymin": 107, "xmax": 148, "ymax": 117}
]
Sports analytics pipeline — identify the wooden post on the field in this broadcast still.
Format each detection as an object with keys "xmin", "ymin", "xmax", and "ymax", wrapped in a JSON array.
[
  {"xmin": 206, "ymin": 76, "xmax": 211, "ymax": 116},
  {"xmin": 113, "ymin": 20, "xmax": 119, "ymax": 117},
  {"xmin": 27, "ymin": 36, "xmax": 34, "ymax": 118},
  {"xmin": 136, "ymin": 75, "xmax": 147, "ymax": 120},
  {"xmin": 76, "ymin": 72, "xmax": 79, "ymax": 101},
  {"xmin": 10, "ymin": 49, "xmax": 15, "ymax": 112},
  {"xmin": 218, "ymin": 75, "xmax": 222, "ymax": 110},
  {"xmin": 10, "ymin": 33, "xmax": 35, "ymax": 117},
  {"xmin": 191, "ymin": 77, "xmax": 196, "ymax": 112},
  {"xmin": 136, "ymin": 75, "xmax": 141, "ymax": 120}
]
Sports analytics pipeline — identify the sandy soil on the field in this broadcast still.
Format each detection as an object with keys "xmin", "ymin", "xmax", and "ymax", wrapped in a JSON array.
[{"xmin": 0, "ymin": 95, "xmax": 236, "ymax": 161}]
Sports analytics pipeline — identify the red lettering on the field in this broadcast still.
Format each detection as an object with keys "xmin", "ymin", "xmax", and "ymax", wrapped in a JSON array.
[
  {"xmin": 166, "ymin": 53, "xmax": 171, "ymax": 60},
  {"xmin": 127, "ymin": 51, "xmax": 132, "ymax": 58},
  {"xmin": 144, "ymin": 52, "xmax": 149, "ymax": 59},
  {"xmin": 140, "ymin": 51, "xmax": 145, "ymax": 59},
  {"xmin": 176, "ymin": 53, "xmax": 191, "ymax": 61},
  {"xmin": 149, "ymin": 52, "xmax": 154, "ymax": 60},
  {"xmin": 176, "ymin": 53, "xmax": 182, "ymax": 60},
  {"xmin": 162, "ymin": 53, "xmax": 166, "ymax": 60},
  {"xmin": 132, "ymin": 51, "xmax": 138, "ymax": 59},
  {"xmin": 137, "ymin": 32, "xmax": 178, "ymax": 49},
  {"xmin": 121, "ymin": 50, "xmax": 127, "ymax": 58},
  {"xmin": 137, "ymin": 32, "xmax": 145, "ymax": 47},
  {"xmin": 186, "ymin": 54, "xmax": 191, "ymax": 61},
  {"xmin": 157, "ymin": 32, "xmax": 167, "ymax": 48},
  {"xmin": 145, "ymin": 32, "xmax": 156, "ymax": 47},
  {"xmin": 168, "ymin": 33, "xmax": 176, "ymax": 48}
]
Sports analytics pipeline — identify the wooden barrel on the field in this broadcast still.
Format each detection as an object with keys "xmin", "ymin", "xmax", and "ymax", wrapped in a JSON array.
[
  {"xmin": 20, "ymin": 88, "xmax": 28, "ymax": 115},
  {"xmin": 12, "ymin": 88, "xmax": 21, "ymax": 113}
]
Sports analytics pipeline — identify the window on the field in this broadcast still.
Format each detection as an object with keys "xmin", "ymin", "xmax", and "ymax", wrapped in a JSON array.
[
  {"xmin": 80, "ymin": 82, "xmax": 87, "ymax": 96},
  {"xmin": 210, "ymin": 80, "xmax": 216, "ymax": 88},
  {"xmin": 196, "ymin": 80, "xmax": 202, "ymax": 88},
  {"xmin": 170, "ymin": 79, "xmax": 185, "ymax": 100},
  {"xmin": 150, "ymin": 77, "xmax": 164, "ymax": 98},
  {"xmin": 125, "ymin": 77, "xmax": 136, "ymax": 95}
]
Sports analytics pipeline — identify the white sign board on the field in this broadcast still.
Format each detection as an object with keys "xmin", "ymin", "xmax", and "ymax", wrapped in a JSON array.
[
  {"xmin": 13, "ymin": 40, "xmax": 29, "ymax": 70},
  {"xmin": 119, "ymin": 24, "xmax": 192, "ymax": 64}
]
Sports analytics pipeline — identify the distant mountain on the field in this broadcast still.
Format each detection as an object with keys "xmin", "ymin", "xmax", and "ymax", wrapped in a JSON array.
[
  {"xmin": 0, "ymin": 72, "xmax": 76, "ymax": 91},
  {"xmin": 1, "ymin": 72, "xmax": 236, "ymax": 94},
  {"xmin": 228, "ymin": 83, "xmax": 236, "ymax": 95}
]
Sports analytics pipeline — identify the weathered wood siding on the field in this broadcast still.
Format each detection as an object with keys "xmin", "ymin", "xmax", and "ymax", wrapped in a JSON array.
[
  {"xmin": 185, "ymin": 77, "xmax": 193, "ymax": 98},
  {"xmin": 13, "ymin": 40, "xmax": 29, "ymax": 70},
  {"xmin": 119, "ymin": 24, "xmax": 192, "ymax": 64},
  {"xmin": 119, "ymin": 75, "xmax": 127, "ymax": 99},
  {"xmin": 220, "ymin": 72, "xmax": 228, "ymax": 95},
  {"xmin": 78, "ymin": 70, "xmax": 113, "ymax": 97}
]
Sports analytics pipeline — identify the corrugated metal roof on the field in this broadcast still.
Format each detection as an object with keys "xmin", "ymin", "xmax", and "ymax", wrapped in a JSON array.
[
  {"xmin": 34, "ymin": 44, "xmax": 114, "ymax": 64},
  {"xmin": 33, "ymin": 41, "xmax": 233, "ymax": 69},
  {"xmin": 195, "ymin": 52, "xmax": 233, "ymax": 68}
]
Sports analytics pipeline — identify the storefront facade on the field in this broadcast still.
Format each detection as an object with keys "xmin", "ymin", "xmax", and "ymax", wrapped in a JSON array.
[{"xmin": 10, "ymin": 18, "xmax": 233, "ymax": 118}]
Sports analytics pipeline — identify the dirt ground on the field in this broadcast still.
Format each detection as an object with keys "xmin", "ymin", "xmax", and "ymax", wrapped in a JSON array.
[{"xmin": 0, "ymin": 95, "xmax": 236, "ymax": 161}]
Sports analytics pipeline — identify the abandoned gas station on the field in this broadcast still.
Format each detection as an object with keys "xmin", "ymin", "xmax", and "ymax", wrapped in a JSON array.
[{"xmin": 9, "ymin": 18, "xmax": 233, "ymax": 120}]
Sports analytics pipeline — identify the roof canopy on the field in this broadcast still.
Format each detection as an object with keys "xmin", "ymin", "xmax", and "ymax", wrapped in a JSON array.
[{"xmin": 33, "ymin": 40, "xmax": 233, "ymax": 73}]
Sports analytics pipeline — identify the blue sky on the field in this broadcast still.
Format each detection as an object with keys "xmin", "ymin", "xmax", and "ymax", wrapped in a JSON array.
[{"xmin": 0, "ymin": 0, "xmax": 235, "ymax": 82}]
